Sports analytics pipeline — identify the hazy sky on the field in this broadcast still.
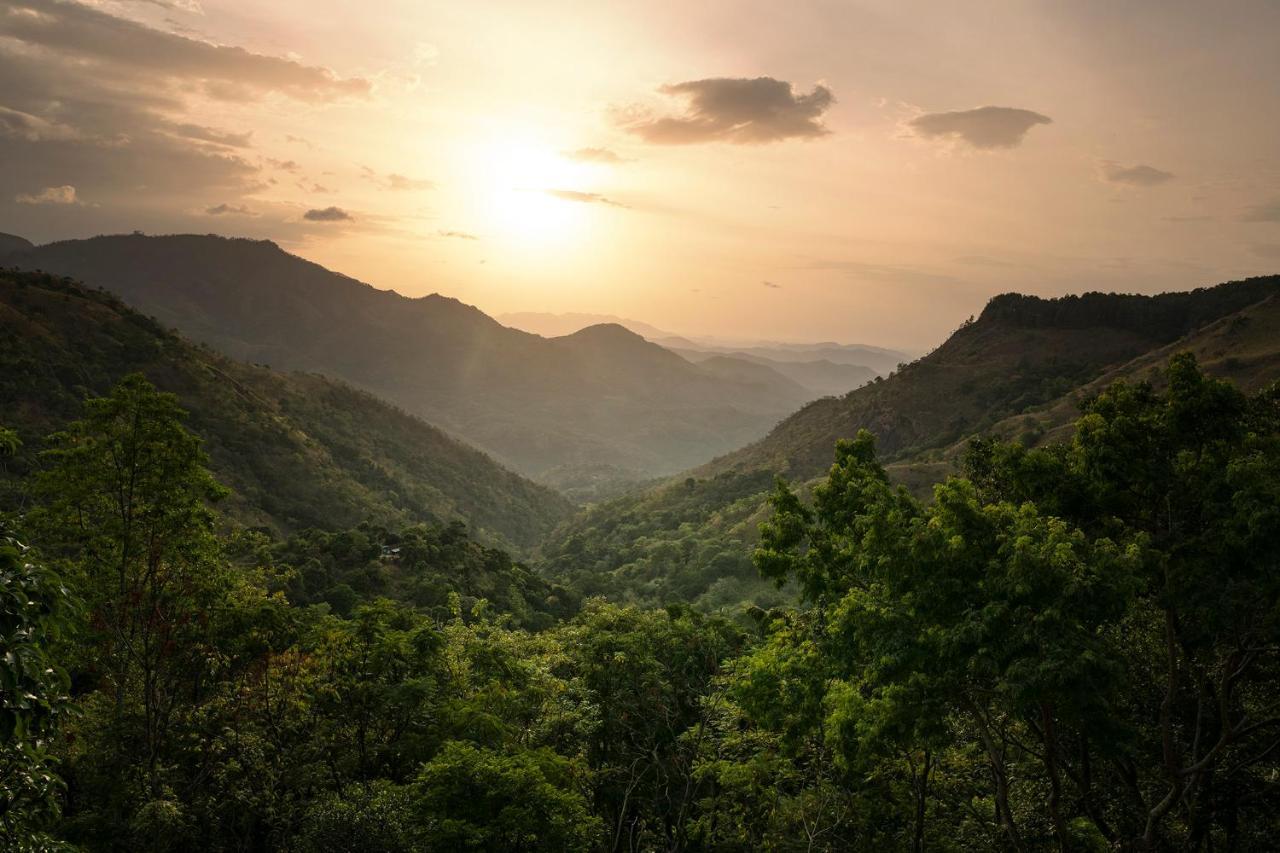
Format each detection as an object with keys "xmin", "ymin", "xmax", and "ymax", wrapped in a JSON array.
[{"xmin": 2, "ymin": 0, "xmax": 1279, "ymax": 349}]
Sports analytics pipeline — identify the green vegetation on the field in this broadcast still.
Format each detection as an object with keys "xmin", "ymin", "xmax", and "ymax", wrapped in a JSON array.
[
  {"xmin": 0, "ymin": 270, "xmax": 572, "ymax": 552},
  {"xmin": 4, "ymin": 257, "xmax": 1280, "ymax": 850},
  {"xmin": 6, "ymin": 352, "xmax": 1278, "ymax": 850},
  {"xmin": 542, "ymin": 277, "xmax": 1280, "ymax": 607}
]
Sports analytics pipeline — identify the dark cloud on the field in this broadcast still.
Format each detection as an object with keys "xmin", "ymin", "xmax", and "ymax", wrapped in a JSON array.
[
  {"xmin": 544, "ymin": 189, "xmax": 625, "ymax": 207},
  {"xmin": 563, "ymin": 147, "xmax": 627, "ymax": 163},
  {"xmin": 762, "ymin": 280, "xmax": 781, "ymax": 289},
  {"xmin": 15, "ymin": 185, "xmax": 81, "ymax": 205},
  {"xmin": 1099, "ymin": 161, "xmax": 1175, "ymax": 186},
  {"xmin": 204, "ymin": 202, "xmax": 257, "ymax": 216},
  {"xmin": 0, "ymin": 0, "xmax": 369, "ymax": 103},
  {"xmin": 622, "ymin": 77, "xmax": 834, "ymax": 145},
  {"xmin": 303, "ymin": 206, "xmax": 352, "ymax": 222},
  {"xmin": 1243, "ymin": 200, "xmax": 1280, "ymax": 223},
  {"xmin": 0, "ymin": 0, "xmax": 368, "ymax": 237},
  {"xmin": 906, "ymin": 106, "xmax": 1051, "ymax": 149},
  {"xmin": 438, "ymin": 229, "xmax": 479, "ymax": 240},
  {"xmin": 267, "ymin": 158, "xmax": 301, "ymax": 172}
]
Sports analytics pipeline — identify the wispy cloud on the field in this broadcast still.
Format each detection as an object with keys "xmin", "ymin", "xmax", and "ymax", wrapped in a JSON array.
[
  {"xmin": 563, "ymin": 147, "xmax": 628, "ymax": 164},
  {"xmin": 1099, "ymin": 161, "xmax": 1175, "ymax": 186},
  {"xmin": 544, "ymin": 189, "xmax": 626, "ymax": 207},
  {"xmin": 15, "ymin": 185, "xmax": 82, "ymax": 205}
]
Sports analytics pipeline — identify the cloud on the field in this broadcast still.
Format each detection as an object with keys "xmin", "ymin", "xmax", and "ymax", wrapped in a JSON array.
[
  {"xmin": 204, "ymin": 202, "xmax": 256, "ymax": 216},
  {"xmin": 1251, "ymin": 244, "xmax": 1280, "ymax": 259},
  {"xmin": 544, "ymin": 189, "xmax": 625, "ymax": 207},
  {"xmin": 762, "ymin": 280, "xmax": 781, "ymax": 289},
  {"xmin": 303, "ymin": 206, "xmax": 352, "ymax": 222},
  {"xmin": 906, "ymin": 106, "xmax": 1051, "ymax": 149},
  {"xmin": 438, "ymin": 229, "xmax": 479, "ymax": 240},
  {"xmin": 0, "ymin": 0, "xmax": 369, "ymax": 103},
  {"xmin": 1099, "ymin": 161, "xmax": 1175, "ymax": 186},
  {"xmin": 170, "ymin": 122, "xmax": 252, "ymax": 148},
  {"xmin": 1243, "ymin": 200, "xmax": 1280, "ymax": 223},
  {"xmin": 0, "ymin": 106, "xmax": 81, "ymax": 142},
  {"xmin": 621, "ymin": 77, "xmax": 834, "ymax": 145},
  {"xmin": 563, "ymin": 147, "xmax": 627, "ymax": 164},
  {"xmin": 385, "ymin": 173, "xmax": 435, "ymax": 191},
  {"xmin": 15, "ymin": 185, "xmax": 81, "ymax": 205},
  {"xmin": 0, "ymin": 0, "xmax": 369, "ymax": 235},
  {"xmin": 267, "ymin": 158, "xmax": 301, "ymax": 172}
]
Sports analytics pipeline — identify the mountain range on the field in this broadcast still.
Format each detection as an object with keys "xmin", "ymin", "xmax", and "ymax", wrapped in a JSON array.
[
  {"xmin": 541, "ymin": 275, "xmax": 1280, "ymax": 604},
  {"xmin": 0, "ymin": 268, "xmax": 572, "ymax": 552},
  {"xmin": 0, "ymin": 233, "xmax": 817, "ymax": 493}
]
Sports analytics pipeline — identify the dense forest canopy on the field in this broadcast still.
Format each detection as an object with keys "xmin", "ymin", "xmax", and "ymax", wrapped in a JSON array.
[{"xmin": 4, "ymin": 349, "xmax": 1278, "ymax": 850}]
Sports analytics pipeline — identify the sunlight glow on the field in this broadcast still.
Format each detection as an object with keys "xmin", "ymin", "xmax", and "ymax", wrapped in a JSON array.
[{"xmin": 466, "ymin": 137, "xmax": 609, "ymax": 249}]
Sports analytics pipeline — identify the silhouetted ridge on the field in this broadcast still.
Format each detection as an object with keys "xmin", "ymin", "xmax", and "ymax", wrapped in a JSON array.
[{"xmin": 979, "ymin": 276, "xmax": 1279, "ymax": 338}]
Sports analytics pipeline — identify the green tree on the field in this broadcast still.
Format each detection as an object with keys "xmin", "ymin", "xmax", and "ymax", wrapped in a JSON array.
[
  {"xmin": 410, "ymin": 741, "xmax": 599, "ymax": 851},
  {"xmin": 0, "ymin": 523, "xmax": 76, "ymax": 852},
  {"xmin": 31, "ymin": 374, "xmax": 230, "ymax": 829}
]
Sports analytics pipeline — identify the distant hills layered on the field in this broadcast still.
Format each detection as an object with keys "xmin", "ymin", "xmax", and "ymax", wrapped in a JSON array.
[
  {"xmin": 500, "ymin": 309, "xmax": 907, "ymax": 397},
  {"xmin": 541, "ymin": 276, "xmax": 1280, "ymax": 605},
  {"xmin": 0, "ymin": 269, "xmax": 572, "ymax": 552},
  {"xmin": 1, "ymin": 234, "xmax": 819, "ymax": 492}
]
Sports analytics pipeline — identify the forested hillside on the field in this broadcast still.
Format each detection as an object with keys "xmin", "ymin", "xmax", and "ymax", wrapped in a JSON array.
[
  {"xmin": 542, "ymin": 277, "xmax": 1280, "ymax": 604},
  {"xmin": 1, "ymin": 234, "xmax": 813, "ymax": 488},
  {"xmin": 6, "ymin": 353, "xmax": 1278, "ymax": 850},
  {"xmin": 0, "ymin": 270, "xmax": 572, "ymax": 551}
]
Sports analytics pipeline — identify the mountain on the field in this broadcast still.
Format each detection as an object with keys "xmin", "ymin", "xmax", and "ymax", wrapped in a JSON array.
[
  {"xmin": 673, "ymin": 348, "xmax": 876, "ymax": 397},
  {"xmin": 0, "ymin": 269, "xmax": 573, "ymax": 552},
  {"xmin": 700, "ymin": 277, "xmax": 1280, "ymax": 483},
  {"xmin": 658, "ymin": 339, "xmax": 909, "ymax": 375},
  {"xmin": 541, "ymin": 276, "xmax": 1280, "ymax": 605},
  {"xmin": 497, "ymin": 311, "xmax": 677, "ymax": 340},
  {"xmin": 0, "ymin": 232, "xmax": 33, "ymax": 256},
  {"xmin": 1, "ymin": 234, "xmax": 813, "ymax": 487}
]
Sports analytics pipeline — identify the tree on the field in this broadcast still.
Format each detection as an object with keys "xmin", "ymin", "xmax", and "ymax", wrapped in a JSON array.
[
  {"xmin": 410, "ymin": 741, "xmax": 600, "ymax": 851},
  {"xmin": 31, "ymin": 374, "xmax": 230, "ymax": 822},
  {"xmin": 0, "ymin": 522, "xmax": 76, "ymax": 852}
]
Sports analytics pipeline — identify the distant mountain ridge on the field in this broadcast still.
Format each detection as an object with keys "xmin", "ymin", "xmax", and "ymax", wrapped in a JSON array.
[
  {"xmin": 0, "ymin": 269, "xmax": 573, "ymax": 551},
  {"xmin": 0, "ymin": 233, "xmax": 814, "ymax": 487}
]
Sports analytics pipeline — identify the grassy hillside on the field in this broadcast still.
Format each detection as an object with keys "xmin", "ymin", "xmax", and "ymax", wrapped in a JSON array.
[
  {"xmin": 2, "ymin": 233, "xmax": 812, "ymax": 485},
  {"xmin": 0, "ymin": 270, "xmax": 572, "ymax": 552},
  {"xmin": 542, "ymin": 276, "xmax": 1280, "ymax": 604}
]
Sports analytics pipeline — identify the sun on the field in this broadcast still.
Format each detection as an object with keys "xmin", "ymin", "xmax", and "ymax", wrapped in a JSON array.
[{"xmin": 464, "ymin": 137, "xmax": 608, "ymax": 249}]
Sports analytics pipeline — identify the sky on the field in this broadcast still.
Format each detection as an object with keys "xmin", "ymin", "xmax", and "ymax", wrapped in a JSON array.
[{"xmin": 2, "ymin": 0, "xmax": 1279, "ymax": 350}]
